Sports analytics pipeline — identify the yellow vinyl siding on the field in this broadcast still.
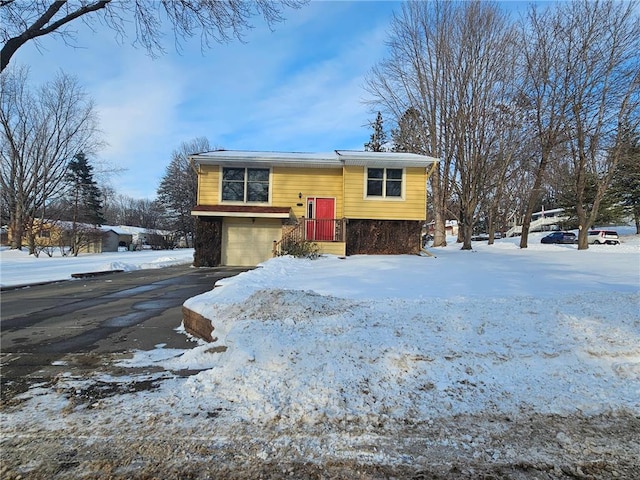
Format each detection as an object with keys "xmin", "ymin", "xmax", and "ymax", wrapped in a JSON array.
[
  {"xmin": 271, "ymin": 167, "xmax": 343, "ymax": 218},
  {"xmin": 197, "ymin": 164, "xmax": 426, "ymax": 221},
  {"xmin": 317, "ymin": 242, "xmax": 346, "ymax": 256},
  {"xmin": 197, "ymin": 165, "xmax": 220, "ymax": 205},
  {"xmin": 343, "ymin": 165, "xmax": 426, "ymax": 220}
]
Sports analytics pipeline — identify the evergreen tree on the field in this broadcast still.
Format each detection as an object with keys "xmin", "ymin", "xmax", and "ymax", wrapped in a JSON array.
[
  {"xmin": 391, "ymin": 107, "xmax": 428, "ymax": 154},
  {"xmin": 157, "ymin": 137, "xmax": 211, "ymax": 247},
  {"xmin": 608, "ymin": 125, "xmax": 640, "ymax": 233},
  {"xmin": 65, "ymin": 152, "xmax": 105, "ymax": 226},
  {"xmin": 364, "ymin": 112, "xmax": 388, "ymax": 152}
]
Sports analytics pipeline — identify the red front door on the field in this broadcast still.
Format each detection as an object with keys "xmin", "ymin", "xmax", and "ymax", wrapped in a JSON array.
[{"xmin": 306, "ymin": 197, "xmax": 335, "ymax": 241}]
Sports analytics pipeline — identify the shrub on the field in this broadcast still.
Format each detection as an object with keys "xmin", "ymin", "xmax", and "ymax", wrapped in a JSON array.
[{"xmin": 279, "ymin": 239, "xmax": 320, "ymax": 259}]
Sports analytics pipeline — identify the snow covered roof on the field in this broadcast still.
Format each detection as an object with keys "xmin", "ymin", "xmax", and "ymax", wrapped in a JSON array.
[
  {"xmin": 189, "ymin": 150, "xmax": 439, "ymax": 169},
  {"xmin": 107, "ymin": 225, "xmax": 170, "ymax": 236},
  {"xmin": 100, "ymin": 225, "xmax": 132, "ymax": 235}
]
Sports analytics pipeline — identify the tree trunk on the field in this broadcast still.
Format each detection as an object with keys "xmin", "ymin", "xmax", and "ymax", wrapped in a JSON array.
[
  {"xmin": 519, "ymin": 146, "xmax": 552, "ymax": 249},
  {"xmin": 430, "ymin": 167, "xmax": 447, "ymax": 247},
  {"xmin": 9, "ymin": 206, "xmax": 23, "ymax": 250},
  {"xmin": 487, "ymin": 213, "xmax": 495, "ymax": 245},
  {"xmin": 460, "ymin": 205, "xmax": 473, "ymax": 250}
]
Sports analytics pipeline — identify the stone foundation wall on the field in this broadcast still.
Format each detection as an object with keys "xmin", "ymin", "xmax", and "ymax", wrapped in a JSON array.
[
  {"xmin": 346, "ymin": 219, "xmax": 422, "ymax": 255},
  {"xmin": 193, "ymin": 217, "xmax": 222, "ymax": 267}
]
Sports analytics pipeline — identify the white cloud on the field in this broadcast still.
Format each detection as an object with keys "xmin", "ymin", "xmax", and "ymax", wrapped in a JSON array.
[{"xmin": 9, "ymin": 1, "xmax": 400, "ymax": 198}]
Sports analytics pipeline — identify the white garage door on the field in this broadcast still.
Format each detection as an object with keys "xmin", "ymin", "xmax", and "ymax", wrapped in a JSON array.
[{"xmin": 222, "ymin": 218, "xmax": 282, "ymax": 266}]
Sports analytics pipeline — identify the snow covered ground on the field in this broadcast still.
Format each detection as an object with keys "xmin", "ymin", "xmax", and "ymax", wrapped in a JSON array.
[
  {"xmin": 1, "ymin": 228, "xmax": 639, "ymax": 478},
  {"xmin": 0, "ymin": 248, "xmax": 195, "ymax": 288}
]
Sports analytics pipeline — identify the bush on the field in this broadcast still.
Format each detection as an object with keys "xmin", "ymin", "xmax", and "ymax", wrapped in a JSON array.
[{"xmin": 279, "ymin": 239, "xmax": 320, "ymax": 259}]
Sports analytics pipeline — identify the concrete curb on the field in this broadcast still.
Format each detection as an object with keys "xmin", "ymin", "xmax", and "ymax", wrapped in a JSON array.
[
  {"xmin": 1, "ymin": 269, "xmax": 125, "ymax": 291},
  {"xmin": 70, "ymin": 269, "xmax": 124, "ymax": 279}
]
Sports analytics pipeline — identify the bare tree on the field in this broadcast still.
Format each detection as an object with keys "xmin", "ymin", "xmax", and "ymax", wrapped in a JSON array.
[
  {"xmin": 0, "ymin": 67, "xmax": 102, "ymax": 252},
  {"xmin": 366, "ymin": 1, "xmax": 457, "ymax": 248},
  {"xmin": 447, "ymin": 2, "xmax": 519, "ymax": 249},
  {"xmin": 517, "ymin": 0, "xmax": 639, "ymax": 249},
  {"xmin": 516, "ymin": 6, "xmax": 572, "ymax": 248},
  {"xmin": 0, "ymin": 0, "xmax": 307, "ymax": 72},
  {"xmin": 156, "ymin": 136, "xmax": 214, "ymax": 247},
  {"xmin": 561, "ymin": 0, "xmax": 639, "ymax": 249},
  {"xmin": 367, "ymin": 1, "xmax": 520, "ymax": 250},
  {"xmin": 481, "ymin": 103, "xmax": 532, "ymax": 245}
]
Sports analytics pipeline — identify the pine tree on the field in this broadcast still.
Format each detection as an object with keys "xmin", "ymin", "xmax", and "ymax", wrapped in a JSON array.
[
  {"xmin": 157, "ymin": 137, "xmax": 211, "ymax": 247},
  {"xmin": 364, "ymin": 112, "xmax": 388, "ymax": 152},
  {"xmin": 608, "ymin": 125, "xmax": 640, "ymax": 233},
  {"xmin": 63, "ymin": 152, "xmax": 105, "ymax": 255},
  {"xmin": 391, "ymin": 107, "xmax": 428, "ymax": 154},
  {"xmin": 65, "ymin": 152, "xmax": 105, "ymax": 226}
]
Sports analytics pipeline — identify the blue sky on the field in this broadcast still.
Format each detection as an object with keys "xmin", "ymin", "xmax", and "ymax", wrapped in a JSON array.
[{"xmin": 12, "ymin": 1, "xmax": 403, "ymax": 199}]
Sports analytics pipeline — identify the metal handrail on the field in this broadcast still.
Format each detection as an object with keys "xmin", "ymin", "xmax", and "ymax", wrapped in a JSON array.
[{"xmin": 273, "ymin": 218, "xmax": 346, "ymax": 256}]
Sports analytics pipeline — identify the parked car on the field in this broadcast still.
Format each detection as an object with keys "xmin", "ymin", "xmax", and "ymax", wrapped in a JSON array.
[
  {"xmin": 587, "ymin": 229, "xmax": 619, "ymax": 245},
  {"xmin": 541, "ymin": 231, "xmax": 577, "ymax": 244}
]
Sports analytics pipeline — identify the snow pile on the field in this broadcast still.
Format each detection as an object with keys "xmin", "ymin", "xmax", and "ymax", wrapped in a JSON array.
[{"xmin": 108, "ymin": 231, "xmax": 640, "ymax": 431}]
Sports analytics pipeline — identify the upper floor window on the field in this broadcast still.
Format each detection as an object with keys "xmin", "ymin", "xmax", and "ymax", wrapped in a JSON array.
[
  {"xmin": 222, "ymin": 167, "xmax": 270, "ymax": 202},
  {"xmin": 367, "ymin": 168, "xmax": 403, "ymax": 198}
]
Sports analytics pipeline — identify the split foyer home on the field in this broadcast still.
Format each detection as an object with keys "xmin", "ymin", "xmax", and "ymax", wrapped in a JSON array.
[{"xmin": 189, "ymin": 150, "xmax": 439, "ymax": 267}]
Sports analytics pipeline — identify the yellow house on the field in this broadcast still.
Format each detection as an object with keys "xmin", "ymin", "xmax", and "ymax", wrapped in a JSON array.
[
  {"xmin": 11, "ymin": 220, "xmax": 133, "ymax": 254},
  {"xmin": 190, "ymin": 150, "xmax": 439, "ymax": 267}
]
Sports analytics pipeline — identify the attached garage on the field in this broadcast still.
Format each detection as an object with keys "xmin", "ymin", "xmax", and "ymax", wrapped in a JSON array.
[
  {"xmin": 191, "ymin": 205, "xmax": 292, "ymax": 267},
  {"xmin": 222, "ymin": 217, "xmax": 283, "ymax": 266}
]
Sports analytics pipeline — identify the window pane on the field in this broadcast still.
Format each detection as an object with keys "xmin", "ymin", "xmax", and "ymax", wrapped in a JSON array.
[
  {"xmin": 248, "ymin": 168, "xmax": 269, "ymax": 181},
  {"xmin": 386, "ymin": 169, "xmax": 402, "ymax": 180},
  {"xmin": 223, "ymin": 167, "xmax": 245, "ymax": 181},
  {"xmin": 367, "ymin": 179, "xmax": 383, "ymax": 196},
  {"xmin": 247, "ymin": 182, "xmax": 269, "ymax": 202},
  {"xmin": 222, "ymin": 182, "xmax": 244, "ymax": 201},
  {"xmin": 368, "ymin": 168, "xmax": 384, "ymax": 179},
  {"xmin": 386, "ymin": 179, "xmax": 402, "ymax": 197}
]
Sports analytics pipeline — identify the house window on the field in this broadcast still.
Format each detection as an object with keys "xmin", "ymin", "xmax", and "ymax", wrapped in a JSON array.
[
  {"xmin": 38, "ymin": 229, "xmax": 50, "ymax": 238},
  {"xmin": 222, "ymin": 167, "xmax": 270, "ymax": 202},
  {"xmin": 367, "ymin": 168, "xmax": 403, "ymax": 198}
]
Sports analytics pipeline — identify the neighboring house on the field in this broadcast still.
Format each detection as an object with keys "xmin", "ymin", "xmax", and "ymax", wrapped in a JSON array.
[
  {"xmin": 111, "ymin": 225, "xmax": 172, "ymax": 249},
  {"xmin": 98, "ymin": 226, "xmax": 134, "ymax": 252},
  {"xmin": 10, "ymin": 220, "xmax": 133, "ymax": 253},
  {"xmin": 189, "ymin": 150, "xmax": 439, "ymax": 267},
  {"xmin": 425, "ymin": 219, "xmax": 459, "ymax": 238},
  {"xmin": 505, "ymin": 207, "xmax": 568, "ymax": 237},
  {"xmin": 9, "ymin": 220, "xmax": 176, "ymax": 253}
]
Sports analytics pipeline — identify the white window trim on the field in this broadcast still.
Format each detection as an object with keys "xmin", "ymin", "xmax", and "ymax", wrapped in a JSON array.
[
  {"xmin": 219, "ymin": 166, "xmax": 272, "ymax": 205},
  {"xmin": 363, "ymin": 167, "xmax": 405, "ymax": 200}
]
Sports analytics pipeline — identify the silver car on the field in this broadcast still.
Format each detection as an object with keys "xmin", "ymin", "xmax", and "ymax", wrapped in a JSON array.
[{"xmin": 587, "ymin": 230, "xmax": 620, "ymax": 245}]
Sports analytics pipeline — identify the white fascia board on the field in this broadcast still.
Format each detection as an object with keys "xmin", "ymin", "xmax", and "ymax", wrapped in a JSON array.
[
  {"xmin": 190, "ymin": 150, "xmax": 441, "ymax": 169},
  {"xmin": 190, "ymin": 151, "xmax": 342, "ymax": 168},
  {"xmin": 336, "ymin": 150, "xmax": 440, "ymax": 167}
]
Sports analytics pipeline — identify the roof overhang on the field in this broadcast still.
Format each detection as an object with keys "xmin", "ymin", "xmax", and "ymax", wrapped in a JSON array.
[
  {"xmin": 336, "ymin": 150, "xmax": 439, "ymax": 167},
  {"xmin": 189, "ymin": 149, "xmax": 440, "ymax": 169},
  {"xmin": 191, "ymin": 205, "xmax": 293, "ymax": 219}
]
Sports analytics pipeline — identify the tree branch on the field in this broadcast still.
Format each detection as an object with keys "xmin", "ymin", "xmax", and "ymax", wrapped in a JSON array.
[{"xmin": 1, "ymin": 1, "xmax": 111, "ymax": 72}]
